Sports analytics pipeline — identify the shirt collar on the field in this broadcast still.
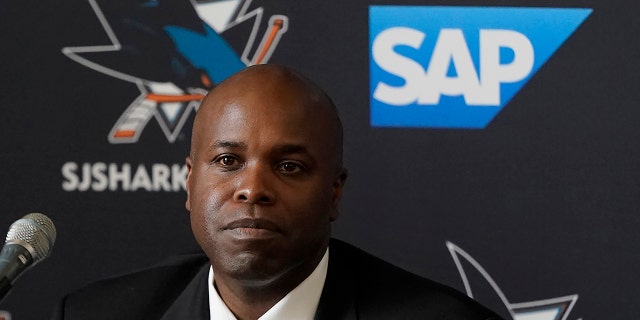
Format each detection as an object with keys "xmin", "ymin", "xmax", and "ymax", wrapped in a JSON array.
[{"xmin": 208, "ymin": 248, "xmax": 329, "ymax": 320}]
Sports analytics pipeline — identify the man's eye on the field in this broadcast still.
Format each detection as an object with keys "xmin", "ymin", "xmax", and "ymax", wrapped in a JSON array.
[
  {"xmin": 277, "ymin": 162, "xmax": 303, "ymax": 174},
  {"xmin": 214, "ymin": 155, "xmax": 239, "ymax": 167}
]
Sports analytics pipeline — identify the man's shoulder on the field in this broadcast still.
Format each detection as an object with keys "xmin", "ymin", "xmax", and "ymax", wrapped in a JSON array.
[
  {"xmin": 327, "ymin": 238, "xmax": 502, "ymax": 319},
  {"xmin": 52, "ymin": 251, "xmax": 209, "ymax": 319},
  {"xmin": 74, "ymin": 250, "xmax": 209, "ymax": 293},
  {"xmin": 328, "ymin": 238, "xmax": 451, "ymax": 288}
]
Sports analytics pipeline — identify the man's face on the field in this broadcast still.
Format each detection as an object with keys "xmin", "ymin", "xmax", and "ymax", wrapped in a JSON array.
[{"xmin": 186, "ymin": 77, "xmax": 344, "ymax": 285}]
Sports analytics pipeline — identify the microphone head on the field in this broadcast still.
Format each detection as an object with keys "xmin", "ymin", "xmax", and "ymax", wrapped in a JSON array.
[{"xmin": 5, "ymin": 213, "xmax": 56, "ymax": 264}]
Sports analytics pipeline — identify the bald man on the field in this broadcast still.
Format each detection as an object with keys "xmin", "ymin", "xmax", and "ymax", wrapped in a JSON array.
[{"xmin": 51, "ymin": 65, "xmax": 503, "ymax": 320}]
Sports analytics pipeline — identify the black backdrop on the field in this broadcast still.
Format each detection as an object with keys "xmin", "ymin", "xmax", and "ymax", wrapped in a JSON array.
[{"xmin": 1, "ymin": 0, "xmax": 639, "ymax": 319}]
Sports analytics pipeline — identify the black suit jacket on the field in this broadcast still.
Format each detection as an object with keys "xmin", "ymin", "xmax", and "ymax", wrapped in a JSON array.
[{"xmin": 51, "ymin": 239, "xmax": 503, "ymax": 319}]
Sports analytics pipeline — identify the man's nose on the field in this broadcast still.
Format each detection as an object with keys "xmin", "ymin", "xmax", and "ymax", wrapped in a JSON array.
[{"xmin": 233, "ymin": 165, "xmax": 275, "ymax": 205}]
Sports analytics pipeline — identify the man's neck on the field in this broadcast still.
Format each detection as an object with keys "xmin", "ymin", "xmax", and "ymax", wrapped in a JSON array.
[{"xmin": 212, "ymin": 248, "xmax": 327, "ymax": 320}]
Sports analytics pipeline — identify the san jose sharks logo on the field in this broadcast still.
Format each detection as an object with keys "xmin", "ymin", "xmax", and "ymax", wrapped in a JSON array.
[
  {"xmin": 62, "ymin": 0, "xmax": 288, "ymax": 143},
  {"xmin": 447, "ymin": 242, "xmax": 581, "ymax": 320}
]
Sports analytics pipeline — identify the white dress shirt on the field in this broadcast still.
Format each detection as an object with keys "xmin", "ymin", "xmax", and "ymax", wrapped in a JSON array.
[{"xmin": 208, "ymin": 249, "xmax": 329, "ymax": 320}]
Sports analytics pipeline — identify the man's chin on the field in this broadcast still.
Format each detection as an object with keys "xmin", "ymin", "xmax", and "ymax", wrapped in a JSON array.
[{"xmin": 217, "ymin": 252, "xmax": 288, "ymax": 285}]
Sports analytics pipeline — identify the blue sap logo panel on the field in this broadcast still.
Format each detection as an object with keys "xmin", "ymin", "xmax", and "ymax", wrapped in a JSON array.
[{"xmin": 369, "ymin": 6, "xmax": 592, "ymax": 128}]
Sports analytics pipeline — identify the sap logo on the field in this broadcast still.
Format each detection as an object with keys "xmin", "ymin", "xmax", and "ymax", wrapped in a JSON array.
[
  {"xmin": 373, "ymin": 28, "xmax": 533, "ymax": 106},
  {"xmin": 369, "ymin": 6, "xmax": 592, "ymax": 128}
]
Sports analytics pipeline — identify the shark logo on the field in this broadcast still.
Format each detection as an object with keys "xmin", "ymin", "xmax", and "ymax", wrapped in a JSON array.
[
  {"xmin": 62, "ymin": 0, "xmax": 288, "ymax": 143},
  {"xmin": 447, "ymin": 242, "xmax": 581, "ymax": 320}
]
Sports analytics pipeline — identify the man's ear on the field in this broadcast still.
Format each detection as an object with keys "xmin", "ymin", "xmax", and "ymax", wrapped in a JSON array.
[
  {"xmin": 330, "ymin": 168, "xmax": 348, "ymax": 221},
  {"xmin": 185, "ymin": 156, "xmax": 193, "ymax": 212}
]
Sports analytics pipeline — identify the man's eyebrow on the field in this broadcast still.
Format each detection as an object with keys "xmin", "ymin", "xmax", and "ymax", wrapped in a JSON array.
[
  {"xmin": 273, "ymin": 144, "xmax": 309, "ymax": 155},
  {"xmin": 208, "ymin": 141, "xmax": 310, "ymax": 156},
  {"xmin": 211, "ymin": 140, "xmax": 247, "ymax": 149}
]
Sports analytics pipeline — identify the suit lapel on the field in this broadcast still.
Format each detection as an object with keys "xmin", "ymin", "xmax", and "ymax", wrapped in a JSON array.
[
  {"xmin": 314, "ymin": 239, "xmax": 358, "ymax": 320},
  {"xmin": 160, "ymin": 263, "xmax": 210, "ymax": 320}
]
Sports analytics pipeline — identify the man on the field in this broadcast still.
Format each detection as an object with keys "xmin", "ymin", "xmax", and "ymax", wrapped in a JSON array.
[{"xmin": 51, "ymin": 64, "xmax": 503, "ymax": 319}]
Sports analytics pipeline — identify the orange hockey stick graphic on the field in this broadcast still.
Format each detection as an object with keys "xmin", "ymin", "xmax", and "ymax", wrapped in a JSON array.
[{"xmin": 252, "ymin": 15, "xmax": 289, "ymax": 65}]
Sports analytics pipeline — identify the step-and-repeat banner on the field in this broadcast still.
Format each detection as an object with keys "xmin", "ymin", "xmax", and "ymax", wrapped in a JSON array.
[{"xmin": 1, "ymin": 0, "xmax": 636, "ymax": 319}]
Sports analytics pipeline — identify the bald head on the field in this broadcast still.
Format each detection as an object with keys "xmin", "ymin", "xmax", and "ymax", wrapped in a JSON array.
[
  {"xmin": 191, "ymin": 64, "xmax": 344, "ymax": 169},
  {"xmin": 203, "ymin": 64, "xmax": 338, "ymax": 113}
]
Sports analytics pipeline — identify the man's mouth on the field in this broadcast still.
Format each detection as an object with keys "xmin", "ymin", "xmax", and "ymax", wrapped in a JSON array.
[{"xmin": 223, "ymin": 218, "xmax": 282, "ymax": 239}]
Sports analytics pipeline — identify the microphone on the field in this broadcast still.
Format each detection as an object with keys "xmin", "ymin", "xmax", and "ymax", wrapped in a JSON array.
[{"xmin": 0, "ymin": 213, "xmax": 56, "ymax": 301}]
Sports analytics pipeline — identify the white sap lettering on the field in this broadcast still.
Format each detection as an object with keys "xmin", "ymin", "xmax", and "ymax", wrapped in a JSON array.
[
  {"xmin": 172, "ymin": 164, "xmax": 188, "ymax": 192},
  {"xmin": 478, "ymin": 29, "xmax": 534, "ymax": 105},
  {"xmin": 421, "ymin": 29, "xmax": 482, "ymax": 105},
  {"xmin": 109, "ymin": 163, "xmax": 131, "ymax": 191},
  {"xmin": 131, "ymin": 164, "xmax": 152, "ymax": 191},
  {"xmin": 61, "ymin": 162, "xmax": 79, "ymax": 191},
  {"xmin": 372, "ymin": 27, "xmax": 534, "ymax": 107},
  {"xmin": 372, "ymin": 27, "xmax": 426, "ymax": 105},
  {"xmin": 91, "ymin": 162, "xmax": 108, "ymax": 191},
  {"xmin": 152, "ymin": 164, "xmax": 171, "ymax": 191}
]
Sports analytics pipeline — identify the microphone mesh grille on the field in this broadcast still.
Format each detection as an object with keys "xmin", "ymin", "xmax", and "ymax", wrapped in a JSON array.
[
  {"xmin": 5, "ymin": 213, "xmax": 56, "ymax": 263},
  {"xmin": 23, "ymin": 213, "xmax": 56, "ymax": 245}
]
